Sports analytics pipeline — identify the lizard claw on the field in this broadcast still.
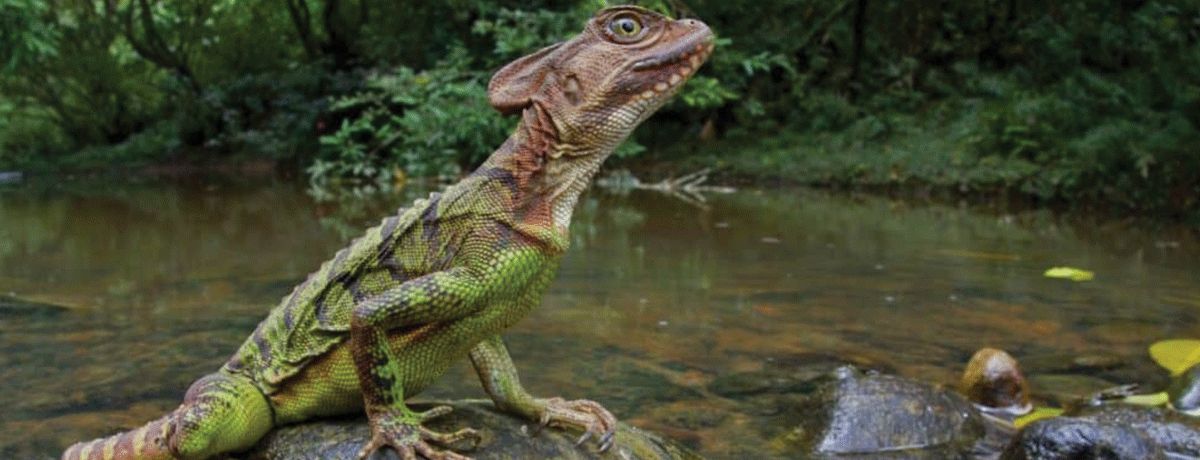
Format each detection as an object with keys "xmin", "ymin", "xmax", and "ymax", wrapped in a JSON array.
[
  {"xmin": 574, "ymin": 430, "xmax": 593, "ymax": 446},
  {"xmin": 598, "ymin": 430, "xmax": 617, "ymax": 452},
  {"xmin": 535, "ymin": 397, "xmax": 618, "ymax": 453},
  {"xmin": 357, "ymin": 406, "xmax": 479, "ymax": 460},
  {"xmin": 527, "ymin": 411, "xmax": 552, "ymax": 438}
]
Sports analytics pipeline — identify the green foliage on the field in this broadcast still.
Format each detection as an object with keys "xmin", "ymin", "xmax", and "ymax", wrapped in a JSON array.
[
  {"xmin": 0, "ymin": 0, "xmax": 1197, "ymax": 218},
  {"xmin": 471, "ymin": 6, "xmax": 592, "ymax": 59},
  {"xmin": 310, "ymin": 50, "xmax": 513, "ymax": 183},
  {"xmin": 0, "ymin": 0, "xmax": 59, "ymax": 71}
]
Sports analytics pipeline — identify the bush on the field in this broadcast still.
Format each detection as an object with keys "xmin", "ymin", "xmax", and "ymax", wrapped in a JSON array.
[{"xmin": 309, "ymin": 49, "xmax": 513, "ymax": 184}]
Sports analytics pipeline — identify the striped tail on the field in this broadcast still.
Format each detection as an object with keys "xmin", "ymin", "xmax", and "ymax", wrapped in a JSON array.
[{"xmin": 61, "ymin": 414, "xmax": 175, "ymax": 460}]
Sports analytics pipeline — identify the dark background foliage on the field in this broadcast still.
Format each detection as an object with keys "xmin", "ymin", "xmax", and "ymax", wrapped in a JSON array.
[{"xmin": 1, "ymin": 0, "xmax": 1197, "ymax": 217}]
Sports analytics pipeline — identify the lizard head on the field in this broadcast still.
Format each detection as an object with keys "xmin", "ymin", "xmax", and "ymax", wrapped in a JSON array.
[{"xmin": 488, "ymin": 6, "xmax": 714, "ymax": 154}]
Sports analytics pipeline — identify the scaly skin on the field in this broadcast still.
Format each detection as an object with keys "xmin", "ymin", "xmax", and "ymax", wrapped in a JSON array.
[{"xmin": 62, "ymin": 6, "xmax": 713, "ymax": 460}]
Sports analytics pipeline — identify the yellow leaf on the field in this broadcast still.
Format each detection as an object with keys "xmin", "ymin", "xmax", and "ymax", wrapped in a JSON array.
[
  {"xmin": 1122, "ymin": 392, "xmax": 1170, "ymax": 406},
  {"xmin": 1014, "ymin": 407, "xmax": 1064, "ymax": 429},
  {"xmin": 1043, "ymin": 266, "xmax": 1095, "ymax": 282},
  {"xmin": 1149, "ymin": 339, "xmax": 1200, "ymax": 376}
]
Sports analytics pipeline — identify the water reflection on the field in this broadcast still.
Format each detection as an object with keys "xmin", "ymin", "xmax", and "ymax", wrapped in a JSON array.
[{"xmin": 0, "ymin": 177, "xmax": 1197, "ymax": 458}]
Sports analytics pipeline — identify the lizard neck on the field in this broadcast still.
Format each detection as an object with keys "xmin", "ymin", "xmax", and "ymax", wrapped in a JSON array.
[{"xmin": 476, "ymin": 104, "xmax": 613, "ymax": 233}]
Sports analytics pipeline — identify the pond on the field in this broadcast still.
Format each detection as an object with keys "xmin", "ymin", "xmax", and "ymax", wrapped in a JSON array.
[{"xmin": 1, "ymin": 176, "xmax": 1197, "ymax": 458}]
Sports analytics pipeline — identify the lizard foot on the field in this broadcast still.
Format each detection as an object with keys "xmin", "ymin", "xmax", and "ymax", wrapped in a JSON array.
[
  {"xmin": 357, "ymin": 406, "xmax": 481, "ymax": 460},
  {"xmin": 530, "ymin": 397, "xmax": 618, "ymax": 452}
]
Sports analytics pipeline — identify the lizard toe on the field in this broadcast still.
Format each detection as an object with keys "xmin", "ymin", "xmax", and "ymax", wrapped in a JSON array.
[{"xmin": 536, "ymin": 397, "xmax": 619, "ymax": 452}]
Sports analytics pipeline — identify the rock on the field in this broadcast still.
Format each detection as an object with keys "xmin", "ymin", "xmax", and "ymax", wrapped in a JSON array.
[
  {"xmin": 708, "ymin": 353, "xmax": 875, "ymax": 399},
  {"xmin": 960, "ymin": 348, "xmax": 1030, "ymax": 413},
  {"xmin": 1000, "ymin": 416, "xmax": 1162, "ymax": 460},
  {"xmin": 0, "ymin": 171, "xmax": 22, "ymax": 184},
  {"xmin": 1002, "ymin": 404, "xmax": 1200, "ymax": 460},
  {"xmin": 770, "ymin": 367, "xmax": 990, "ymax": 459},
  {"xmin": 238, "ymin": 400, "xmax": 701, "ymax": 460},
  {"xmin": 1167, "ymin": 363, "xmax": 1200, "ymax": 412},
  {"xmin": 0, "ymin": 294, "xmax": 68, "ymax": 318}
]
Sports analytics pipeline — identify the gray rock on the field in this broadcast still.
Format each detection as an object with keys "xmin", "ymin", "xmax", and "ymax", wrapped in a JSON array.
[
  {"xmin": 1000, "ymin": 416, "xmax": 1163, "ymax": 459},
  {"xmin": 771, "ymin": 367, "xmax": 989, "ymax": 459},
  {"xmin": 1002, "ymin": 404, "xmax": 1200, "ymax": 460},
  {"xmin": 0, "ymin": 171, "xmax": 22, "ymax": 184},
  {"xmin": 238, "ymin": 399, "xmax": 702, "ymax": 460},
  {"xmin": 0, "ymin": 294, "xmax": 68, "ymax": 317}
]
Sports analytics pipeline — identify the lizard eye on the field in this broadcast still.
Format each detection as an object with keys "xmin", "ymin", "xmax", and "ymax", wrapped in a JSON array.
[{"xmin": 607, "ymin": 14, "xmax": 645, "ymax": 42}]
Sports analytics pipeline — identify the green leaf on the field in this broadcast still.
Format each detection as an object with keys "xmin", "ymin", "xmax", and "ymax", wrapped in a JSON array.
[
  {"xmin": 1013, "ymin": 407, "xmax": 1064, "ymax": 428},
  {"xmin": 1122, "ymin": 392, "xmax": 1170, "ymax": 406},
  {"xmin": 1043, "ymin": 266, "xmax": 1094, "ymax": 282}
]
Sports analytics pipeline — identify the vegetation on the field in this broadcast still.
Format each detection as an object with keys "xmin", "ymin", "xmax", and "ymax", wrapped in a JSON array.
[{"xmin": 1, "ymin": 0, "xmax": 1197, "ymax": 218}]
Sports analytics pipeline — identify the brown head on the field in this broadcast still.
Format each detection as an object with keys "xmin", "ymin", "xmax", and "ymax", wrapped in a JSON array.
[{"xmin": 487, "ymin": 6, "xmax": 714, "ymax": 155}]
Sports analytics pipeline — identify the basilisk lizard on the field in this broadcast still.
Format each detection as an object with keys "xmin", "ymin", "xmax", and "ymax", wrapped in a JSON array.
[{"xmin": 62, "ymin": 6, "xmax": 712, "ymax": 460}]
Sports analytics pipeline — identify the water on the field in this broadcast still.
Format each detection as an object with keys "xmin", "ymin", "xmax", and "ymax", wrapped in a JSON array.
[{"xmin": 1, "ymin": 176, "xmax": 1197, "ymax": 458}]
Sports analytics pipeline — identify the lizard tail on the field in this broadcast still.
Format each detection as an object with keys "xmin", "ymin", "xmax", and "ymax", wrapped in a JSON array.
[
  {"xmin": 60, "ymin": 414, "xmax": 176, "ymax": 460},
  {"xmin": 60, "ymin": 371, "xmax": 274, "ymax": 460}
]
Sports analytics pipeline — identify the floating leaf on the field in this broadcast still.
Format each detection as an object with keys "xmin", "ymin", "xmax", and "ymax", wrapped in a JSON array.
[
  {"xmin": 1122, "ymin": 392, "xmax": 1170, "ymax": 406},
  {"xmin": 1043, "ymin": 267, "xmax": 1094, "ymax": 282},
  {"xmin": 1149, "ymin": 339, "xmax": 1200, "ymax": 376},
  {"xmin": 1014, "ymin": 407, "xmax": 1064, "ymax": 428}
]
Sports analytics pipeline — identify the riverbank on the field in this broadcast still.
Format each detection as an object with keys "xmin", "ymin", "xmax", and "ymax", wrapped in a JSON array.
[{"xmin": 638, "ymin": 97, "xmax": 1200, "ymax": 225}]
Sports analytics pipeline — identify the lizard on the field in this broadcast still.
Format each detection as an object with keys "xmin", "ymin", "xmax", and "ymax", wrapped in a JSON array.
[{"xmin": 62, "ymin": 6, "xmax": 713, "ymax": 460}]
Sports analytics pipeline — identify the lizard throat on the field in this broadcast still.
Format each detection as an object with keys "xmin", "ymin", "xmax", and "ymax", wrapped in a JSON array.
[
  {"xmin": 546, "ymin": 150, "xmax": 607, "ymax": 231},
  {"xmin": 476, "ymin": 104, "xmax": 615, "ymax": 235}
]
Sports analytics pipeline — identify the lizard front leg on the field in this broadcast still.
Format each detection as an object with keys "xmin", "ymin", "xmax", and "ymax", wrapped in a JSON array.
[
  {"xmin": 350, "ymin": 267, "xmax": 488, "ymax": 460},
  {"xmin": 470, "ymin": 335, "xmax": 618, "ymax": 452}
]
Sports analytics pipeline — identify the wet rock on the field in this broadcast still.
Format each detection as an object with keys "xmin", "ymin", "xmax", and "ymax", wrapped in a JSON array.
[
  {"xmin": 770, "ymin": 367, "xmax": 988, "ymax": 459},
  {"xmin": 1002, "ymin": 404, "xmax": 1200, "ymax": 460},
  {"xmin": 0, "ymin": 294, "xmax": 68, "ymax": 318},
  {"xmin": 0, "ymin": 171, "xmax": 22, "ymax": 184},
  {"xmin": 1167, "ymin": 363, "xmax": 1200, "ymax": 413},
  {"xmin": 239, "ymin": 400, "xmax": 701, "ymax": 460},
  {"xmin": 1000, "ymin": 416, "xmax": 1162, "ymax": 460}
]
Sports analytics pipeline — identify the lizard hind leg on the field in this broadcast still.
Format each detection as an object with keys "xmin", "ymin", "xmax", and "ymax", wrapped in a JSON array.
[
  {"xmin": 62, "ymin": 371, "xmax": 274, "ymax": 460},
  {"xmin": 168, "ymin": 371, "xmax": 275, "ymax": 458}
]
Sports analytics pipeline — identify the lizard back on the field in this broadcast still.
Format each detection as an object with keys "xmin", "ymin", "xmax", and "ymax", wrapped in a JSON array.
[{"xmin": 223, "ymin": 175, "xmax": 504, "ymax": 393}]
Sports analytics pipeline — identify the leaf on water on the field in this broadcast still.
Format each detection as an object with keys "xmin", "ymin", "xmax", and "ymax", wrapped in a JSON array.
[
  {"xmin": 1013, "ymin": 407, "xmax": 1064, "ymax": 428},
  {"xmin": 1122, "ymin": 392, "xmax": 1170, "ymax": 406},
  {"xmin": 1149, "ymin": 339, "xmax": 1200, "ymax": 376},
  {"xmin": 1043, "ymin": 266, "xmax": 1095, "ymax": 282}
]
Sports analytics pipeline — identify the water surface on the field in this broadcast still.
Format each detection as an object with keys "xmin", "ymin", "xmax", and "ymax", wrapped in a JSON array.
[{"xmin": 1, "ymin": 177, "xmax": 1197, "ymax": 458}]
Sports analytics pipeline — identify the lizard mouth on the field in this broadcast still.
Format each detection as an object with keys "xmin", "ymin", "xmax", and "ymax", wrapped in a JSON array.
[{"xmin": 630, "ymin": 28, "xmax": 715, "ymax": 74}]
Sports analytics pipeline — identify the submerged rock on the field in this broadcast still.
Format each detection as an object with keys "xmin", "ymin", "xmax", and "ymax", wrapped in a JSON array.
[
  {"xmin": 0, "ymin": 294, "xmax": 68, "ymax": 318},
  {"xmin": 239, "ymin": 399, "xmax": 701, "ymax": 460},
  {"xmin": 0, "ymin": 171, "xmax": 22, "ymax": 184},
  {"xmin": 1002, "ymin": 404, "xmax": 1200, "ymax": 460},
  {"xmin": 770, "ymin": 366, "xmax": 993, "ymax": 459},
  {"xmin": 708, "ymin": 353, "xmax": 883, "ymax": 399}
]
